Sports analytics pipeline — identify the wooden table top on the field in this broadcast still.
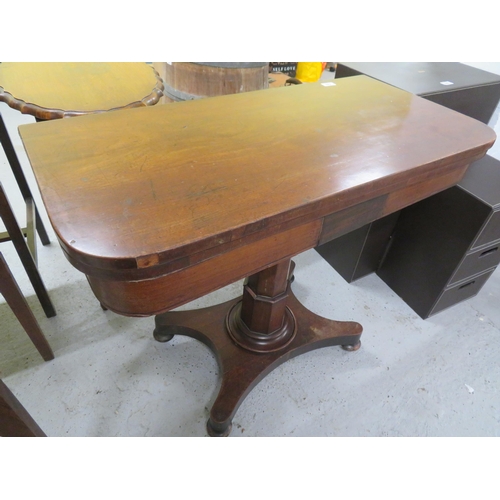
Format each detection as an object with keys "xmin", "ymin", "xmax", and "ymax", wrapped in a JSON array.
[
  {"xmin": 0, "ymin": 62, "xmax": 164, "ymax": 120},
  {"xmin": 19, "ymin": 76, "xmax": 496, "ymax": 293}
]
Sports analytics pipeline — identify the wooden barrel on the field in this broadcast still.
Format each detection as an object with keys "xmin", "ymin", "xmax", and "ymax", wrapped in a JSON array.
[{"xmin": 156, "ymin": 62, "xmax": 269, "ymax": 102}]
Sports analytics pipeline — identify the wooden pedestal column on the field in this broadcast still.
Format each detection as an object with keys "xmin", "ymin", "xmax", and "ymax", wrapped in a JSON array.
[{"xmin": 153, "ymin": 259, "xmax": 362, "ymax": 437}]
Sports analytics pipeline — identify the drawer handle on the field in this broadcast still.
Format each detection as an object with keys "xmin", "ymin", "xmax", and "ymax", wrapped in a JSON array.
[
  {"xmin": 480, "ymin": 247, "xmax": 498, "ymax": 258},
  {"xmin": 459, "ymin": 281, "xmax": 475, "ymax": 290}
]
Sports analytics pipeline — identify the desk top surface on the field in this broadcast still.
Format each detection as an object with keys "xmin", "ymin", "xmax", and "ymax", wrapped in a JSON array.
[
  {"xmin": 0, "ymin": 62, "xmax": 164, "ymax": 119},
  {"xmin": 19, "ymin": 75, "xmax": 496, "ymax": 276}
]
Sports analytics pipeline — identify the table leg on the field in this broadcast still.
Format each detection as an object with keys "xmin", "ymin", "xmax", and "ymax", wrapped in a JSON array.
[
  {"xmin": 0, "ymin": 114, "xmax": 51, "ymax": 246},
  {"xmin": 153, "ymin": 258, "xmax": 362, "ymax": 436}
]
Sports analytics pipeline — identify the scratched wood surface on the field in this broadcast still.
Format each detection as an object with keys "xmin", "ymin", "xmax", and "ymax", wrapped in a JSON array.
[
  {"xmin": 19, "ymin": 75, "xmax": 495, "ymax": 265},
  {"xmin": 0, "ymin": 62, "xmax": 164, "ymax": 119},
  {"xmin": 18, "ymin": 76, "xmax": 496, "ymax": 314}
]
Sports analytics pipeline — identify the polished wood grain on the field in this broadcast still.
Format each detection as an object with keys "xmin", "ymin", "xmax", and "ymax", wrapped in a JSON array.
[
  {"xmin": 18, "ymin": 75, "xmax": 496, "ymax": 435},
  {"xmin": 0, "ymin": 62, "xmax": 164, "ymax": 120},
  {"xmin": 19, "ymin": 76, "xmax": 495, "ymax": 291}
]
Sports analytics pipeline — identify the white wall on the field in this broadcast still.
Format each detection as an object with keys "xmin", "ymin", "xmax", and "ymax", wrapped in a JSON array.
[{"xmin": 462, "ymin": 62, "xmax": 500, "ymax": 75}]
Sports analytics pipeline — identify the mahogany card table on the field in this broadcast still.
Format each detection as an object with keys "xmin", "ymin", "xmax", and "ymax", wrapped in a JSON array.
[{"xmin": 18, "ymin": 75, "xmax": 495, "ymax": 436}]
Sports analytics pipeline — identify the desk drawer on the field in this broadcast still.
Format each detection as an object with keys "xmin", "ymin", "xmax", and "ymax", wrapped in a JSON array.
[
  {"xmin": 471, "ymin": 209, "xmax": 500, "ymax": 250},
  {"xmin": 450, "ymin": 242, "xmax": 500, "ymax": 284},
  {"xmin": 429, "ymin": 267, "xmax": 496, "ymax": 317}
]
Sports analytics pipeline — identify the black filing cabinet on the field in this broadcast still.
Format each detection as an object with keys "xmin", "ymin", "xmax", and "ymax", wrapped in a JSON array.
[
  {"xmin": 316, "ymin": 213, "xmax": 400, "ymax": 283},
  {"xmin": 376, "ymin": 155, "xmax": 500, "ymax": 318}
]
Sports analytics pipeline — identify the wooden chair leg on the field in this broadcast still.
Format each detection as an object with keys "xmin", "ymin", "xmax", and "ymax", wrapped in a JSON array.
[
  {"xmin": 0, "ymin": 253, "xmax": 54, "ymax": 361},
  {"xmin": 0, "ymin": 113, "xmax": 50, "ymax": 246},
  {"xmin": 0, "ymin": 185, "xmax": 56, "ymax": 318},
  {"xmin": 0, "ymin": 378, "xmax": 46, "ymax": 437}
]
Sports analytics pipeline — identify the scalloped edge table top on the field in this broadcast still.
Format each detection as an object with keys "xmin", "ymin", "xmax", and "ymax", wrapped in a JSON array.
[{"xmin": 0, "ymin": 62, "xmax": 164, "ymax": 119}]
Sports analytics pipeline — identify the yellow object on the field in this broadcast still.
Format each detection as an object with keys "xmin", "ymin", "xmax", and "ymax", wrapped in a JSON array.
[{"xmin": 296, "ymin": 62, "xmax": 323, "ymax": 82}]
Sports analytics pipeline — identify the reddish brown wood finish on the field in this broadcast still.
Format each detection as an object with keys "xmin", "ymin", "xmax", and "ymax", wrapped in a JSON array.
[
  {"xmin": 0, "ymin": 378, "xmax": 46, "ymax": 436},
  {"xmin": 241, "ymin": 259, "xmax": 291, "ymax": 334},
  {"xmin": 85, "ymin": 220, "xmax": 322, "ymax": 315},
  {"xmin": 18, "ymin": 77, "xmax": 495, "ymax": 284},
  {"xmin": 18, "ymin": 76, "xmax": 496, "ymax": 435},
  {"xmin": 154, "ymin": 276, "xmax": 362, "ymax": 437},
  {"xmin": 0, "ymin": 253, "xmax": 54, "ymax": 361},
  {"xmin": 0, "ymin": 112, "xmax": 50, "ymax": 245},
  {"xmin": 0, "ymin": 183, "xmax": 56, "ymax": 318}
]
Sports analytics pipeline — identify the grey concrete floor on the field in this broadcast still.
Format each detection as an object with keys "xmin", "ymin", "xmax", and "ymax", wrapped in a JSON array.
[{"xmin": 1, "ymin": 64, "xmax": 500, "ymax": 438}]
